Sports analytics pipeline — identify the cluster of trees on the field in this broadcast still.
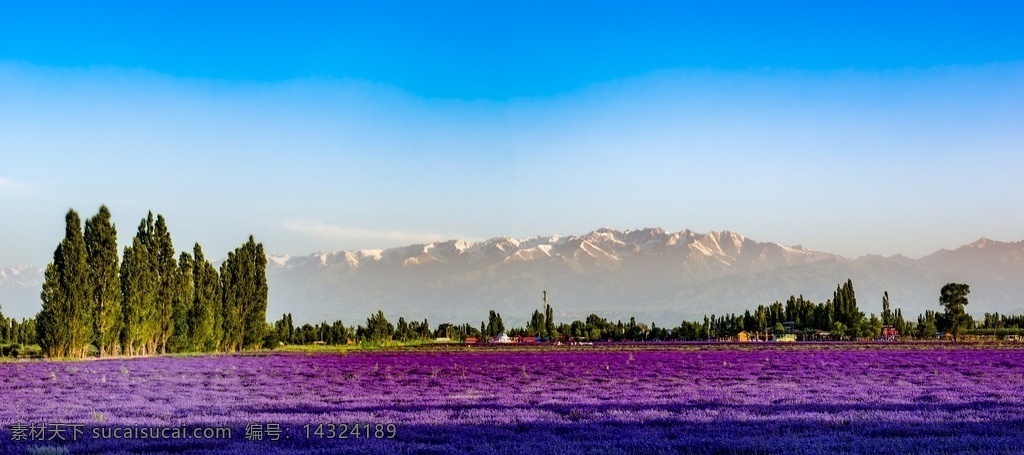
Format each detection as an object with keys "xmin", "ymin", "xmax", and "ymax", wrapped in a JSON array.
[
  {"xmin": 505, "ymin": 280, "xmax": 900, "ymax": 342},
  {"xmin": 0, "ymin": 307, "xmax": 37, "ymax": 354},
  {"xmin": 979, "ymin": 312, "xmax": 1024, "ymax": 329},
  {"xmin": 267, "ymin": 313, "xmax": 352, "ymax": 345},
  {"xmin": 681, "ymin": 282, "xmax": 902, "ymax": 340},
  {"xmin": 34, "ymin": 206, "xmax": 268, "ymax": 358},
  {"xmin": 524, "ymin": 302, "xmax": 556, "ymax": 338},
  {"xmin": 265, "ymin": 311, "xmax": 437, "ymax": 346},
  {"xmin": 484, "ymin": 310, "xmax": 505, "ymax": 338},
  {"xmin": 913, "ymin": 284, "xmax": 979, "ymax": 341},
  {"xmin": 499, "ymin": 280, "xmax": 976, "ymax": 342}
]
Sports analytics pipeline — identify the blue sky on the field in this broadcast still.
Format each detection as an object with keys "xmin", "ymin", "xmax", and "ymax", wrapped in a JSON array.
[{"xmin": 2, "ymin": 1, "xmax": 1023, "ymax": 266}]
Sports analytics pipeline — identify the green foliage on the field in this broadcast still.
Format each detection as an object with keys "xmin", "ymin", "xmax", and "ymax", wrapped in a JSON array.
[
  {"xmin": 544, "ymin": 302, "xmax": 555, "ymax": 339},
  {"xmin": 773, "ymin": 322, "xmax": 786, "ymax": 336},
  {"xmin": 832, "ymin": 279, "xmax": 863, "ymax": 332},
  {"xmin": 627, "ymin": 317, "xmax": 651, "ymax": 340},
  {"xmin": 485, "ymin": 310, "xmax": 505, "ymax": 337},
  {"xmin": 220, "ymin": 236, "xmax": 269, "ymax": 351},
  {"xmin": 881, "ymin": 291, "xmax": 893, "ymax": 326},
  {"xmin": 0, "ymin": 307, "xmax": 34, "ymax": 355},
  {"xmin": 917, "ymin": 311, "xmax": 939, "ymax": 339},
  {"xmin": 37, "ymin": 210, "xmax": 93, "ymax": 358},
  {"xmin": 190, "ymin": 243, "xmax": 221, "ymax": 352},
  {"xmin": 167, "ymin": 251, "xmax": 194, "ymax": 353},
  {"xmin": 120, "ymin": 231, "xmax": 156, "ymax": 356},
  {"xmin": 152, "ymin": 214, "xmax": 177, "ymax": 354},
  {"xmin": 865, "ymin": 313, "xmax": 883, "ymax": 339},
  {"xmin": 273, "ymin": 313, "xmax": 295, "ymax": 345},
  {"xmin": 528, "ymin": 310, "xmax": 545, "ymax": 337},
  {"xmin": 261, "ymin": 322, "xmax": 280, "ymax": 349},
  {"xmin": 892, "ymin": 308, "xmax": 910, "ymax": 337},
  {"xmin": 939, "ymin": 283, "xmax": 971, "ymax": 342},
  {"xmin": 359, "ymin": 310, "xmax": 395, "ymax": 343},
  {"xmin": 831, "ymin": 322, "xmax": 847, "ymax": 340},
  {"xmin": 31, "ymin": 207, "xmax": 274, "ymax": 358},
  {"xmin": 433, "ymin": 322, "xmax": 481, "ymax": 341},
  {"xmin": 384, "ymin": 317, "xmax": 429, "ymax": 341},
  {"xmin": 328, "ymin": 320, "xmax": 351, "ymax": 344},
  {"xmin": 395, "ymin": 317, "xmax": 413, "ymax": 342},
  {"xmin": 84, "ymin": 205, "xmax": 121, "ymax": 357},
  {"xmin": 980, "ymin": 312, "xmax": 1024, "ymax": 329},
  {"xmin": 2, "ymin": 317, "xmax": 36, "ymax": 347},
  {"xmin": 0, "ymin": 306, "xmax": 7, "ymax": 345}
]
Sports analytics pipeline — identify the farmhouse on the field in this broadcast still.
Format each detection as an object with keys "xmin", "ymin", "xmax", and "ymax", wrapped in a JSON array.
[{"xmin": 736, "ymin": 331, "xmax": 750, "ymax": 342}]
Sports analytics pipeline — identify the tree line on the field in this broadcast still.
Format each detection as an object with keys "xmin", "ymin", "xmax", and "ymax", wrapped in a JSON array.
[
  {"xmin": 265, "ymin": 279, "xmax": 1009, "ymax": 347},
  {"xmin": 0, "ymin": 309, "xmax": 37, "ymax": 356},
  {"xmin": 32, "ymin": 206, "xmax": 267, "ymax": 358}
]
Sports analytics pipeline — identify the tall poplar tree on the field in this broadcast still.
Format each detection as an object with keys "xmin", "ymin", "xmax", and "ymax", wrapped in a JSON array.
[
  {"xmin": 120, "ymin": 218, "xmax": 157, "ymax": 356},
  {"xmin": 84, "ymin": 205, "xmax": 121, "ymax": 357},
  {"xmin": 190, "ymin": 243, "xmax": 221, "ymax": 352},
  {"xmin": 832, "ymin": 279, "xmax": 862, "ymax": 333},
  {"xmin": 37, "ymin": 210, "xmax": 93, "ymax": 357},
  {"xmin": 219, "ymin": 236, "xmax": 268, "ymax": 351},
  {"xmin": 0, "ymin": 305, "xmax": 7, "ymax": 344},
  {"xmin": 881, "ymin": 291, "xmax": 892, "ymax": 326},
  {"xmin": 219, "ymin": 250, "xmax": 243, "ymax": 352},
  {"xmin": 168, "ymin": 251, "xmax": 194, "ymax": 352},
  {"xmin": 152, "ymin": 214, "xmax": 177, "ymax": 354},
  {"xmin": 545, "ymin": 303, "xmax": 555, "ymax": 339},
  {"xmin": 244, "ymin": 237, "xmax": 269, "ymax": 349}
]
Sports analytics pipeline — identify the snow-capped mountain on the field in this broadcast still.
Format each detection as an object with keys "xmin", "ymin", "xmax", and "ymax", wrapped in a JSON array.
[{"xmin": 263, "ymin": 228, "xmax": 1024, "ymax": 326}]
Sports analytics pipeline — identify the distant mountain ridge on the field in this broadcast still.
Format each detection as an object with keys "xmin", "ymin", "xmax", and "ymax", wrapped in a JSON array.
[
  {"xmin": 4, "ymin": 229, "xmax": 1023, "ymax": 325},
  {"xmin": 262, "ymin": 228, "xmax": 1024, "ymax": 326},
  {"xmin": 274, "ymin": 228, "xmax": 834, "ymax": 271}
]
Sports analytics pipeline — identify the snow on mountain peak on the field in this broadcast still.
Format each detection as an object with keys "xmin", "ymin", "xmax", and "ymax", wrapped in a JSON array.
[
  {"xmin": 268, "ymin": 254, "xmax": 291, "ymax": 267},
  {"xmin": 969, "ymin": 237, "xmax": 996, "ymax": 249},
  {"xmin": 265, "ymin": 227, "xmax": 837, "ymax": 271}
]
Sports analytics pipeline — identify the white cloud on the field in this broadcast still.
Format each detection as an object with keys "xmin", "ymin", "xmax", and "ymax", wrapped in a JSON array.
[
  {"xmin": 0, "ymin": 177, "xmax": 27, "ymax": 196},
  {"xmin": 280, "ymin": 220, "xmax": 464, "ymax": 246}
]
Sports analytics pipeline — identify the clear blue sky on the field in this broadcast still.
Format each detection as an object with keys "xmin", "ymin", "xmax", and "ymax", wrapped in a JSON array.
[{"xmin": 2, "ymin": 1, "xmax": 1023, "ymax": 266}]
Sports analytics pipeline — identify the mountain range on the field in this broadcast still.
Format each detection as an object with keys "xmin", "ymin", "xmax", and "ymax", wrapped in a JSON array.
[{"xmin": 3, "ymin": 228, "xmax": 1023, "ymax": 326}]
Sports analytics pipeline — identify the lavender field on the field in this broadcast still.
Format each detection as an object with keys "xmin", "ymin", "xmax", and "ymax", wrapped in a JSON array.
[{"xmin": 2, "ymin": 345, "xmax": 1024, "ymax": 454}]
